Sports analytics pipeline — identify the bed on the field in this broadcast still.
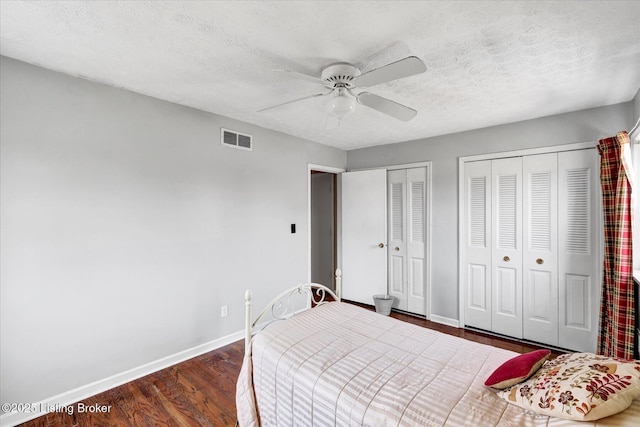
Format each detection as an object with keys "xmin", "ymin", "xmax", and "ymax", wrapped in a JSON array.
[{"xmin": 236, "ymin": 280, "xmax": 640, "ymax": 426}]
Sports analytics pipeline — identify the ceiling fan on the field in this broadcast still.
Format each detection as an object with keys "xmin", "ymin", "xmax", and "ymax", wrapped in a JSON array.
[{"xmin": 258, "ymin": 56, "xmax": 427, "ymax": 122}]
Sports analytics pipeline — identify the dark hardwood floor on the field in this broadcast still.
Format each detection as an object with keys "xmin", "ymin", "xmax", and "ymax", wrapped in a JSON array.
[
  {"xmin": 17, "ymin": 342, "xmax": 243, "ymax": 427},
  {"xmin": 17, "ymin": 304, "xmax": 558, "ymax": 427}
]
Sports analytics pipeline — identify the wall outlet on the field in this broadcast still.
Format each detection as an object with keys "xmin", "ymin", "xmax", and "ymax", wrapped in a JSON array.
[{"xmin": 221, "ymin": 305, "xmax": 228, "ymax": 318}]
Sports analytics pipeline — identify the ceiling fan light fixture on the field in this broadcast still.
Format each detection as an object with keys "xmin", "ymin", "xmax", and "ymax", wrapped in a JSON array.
[
  {"xmin": 328, "ymin": 88, "xmax": 356, "ymax": 119},
  {"xmin": 261, "ymin": 57, "xmax": 426, "ymax": 122}
]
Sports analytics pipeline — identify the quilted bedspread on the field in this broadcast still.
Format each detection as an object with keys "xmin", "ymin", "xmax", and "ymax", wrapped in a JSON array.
[{"xmin": 236, "ymin": 302, "xmax": 640, "ymax": 426}]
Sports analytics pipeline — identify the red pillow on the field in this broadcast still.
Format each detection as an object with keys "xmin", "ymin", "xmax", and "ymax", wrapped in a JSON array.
[{"xmin": 484, "ymin": 349, "xmax": 551, "ymax": 389}]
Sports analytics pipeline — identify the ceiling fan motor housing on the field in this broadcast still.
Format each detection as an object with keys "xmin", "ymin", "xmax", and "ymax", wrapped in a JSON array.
[{"xmin": 321, "ymin": 63, "xmax": 360, "ymax": 88}]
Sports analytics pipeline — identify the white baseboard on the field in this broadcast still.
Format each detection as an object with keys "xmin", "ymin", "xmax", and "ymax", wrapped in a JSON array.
[
  {"xmin": 429, "ymin": 314, "xmax": 460, "ymax": 328},
  {"xmin": 0, "ymin": 330, "xmax": 244, "ymax": 427}
]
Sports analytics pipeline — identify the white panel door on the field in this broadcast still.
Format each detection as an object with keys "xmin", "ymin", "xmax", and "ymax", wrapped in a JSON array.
[
  {"xmin": 463, "ymin": 160, "xmax": 492, "ymax": 330},
  {"xmin": 558, "ymin": 149, "xmax": 600, "ymax": 352},
  {"xmin": 492, "ymin": 158, "xmax": 523, "ymax": 338},
  {"xmin": 341, "ymin": 169, "xmax": 387, "ymax": 304},
  {"xmin": 522, "ymin": 153, "xmax": 558, "ymax": 345}
]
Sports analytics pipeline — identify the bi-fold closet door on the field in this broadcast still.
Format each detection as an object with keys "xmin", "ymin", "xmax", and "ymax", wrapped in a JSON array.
[
  {"xmin": 388, "ymin": 168, "xmax": 427, "ymax": 315},
  {"xmin": 463, "ymin": 149, "xmax": 600, "ymax": 352}
]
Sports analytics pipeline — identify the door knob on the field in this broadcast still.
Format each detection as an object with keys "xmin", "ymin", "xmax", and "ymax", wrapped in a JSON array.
[
  {"xmin": 503, "ymin": 256, "xmax": 510, "ymax": 262},
  {"xmin": 378, "ymin": 243, "xmax": 385, "ymax": 248},
  {"xmin": 536, "ymin": 258, "xmax": 544, "ymax": 265},
  {"xmin": 395, "ymin": 247, "xmax": 400, "ymax": 251}
]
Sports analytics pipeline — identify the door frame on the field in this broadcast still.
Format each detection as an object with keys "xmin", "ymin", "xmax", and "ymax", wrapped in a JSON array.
[
  {"xmin": 344, "ymin": 161, "xmax": 432, "ymax": 318},
  {"xmin": 457, "ymin": 141, "xmax": 598, "ymax": 328},
  {"xmin": 308, "ymin": 164, "xmax": 345, "ymax": 285}
]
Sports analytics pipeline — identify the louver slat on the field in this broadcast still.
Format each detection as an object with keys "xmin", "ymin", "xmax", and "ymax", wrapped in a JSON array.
[
  {"xmin": 411, "ymin": 181, "xmax": 424, "ymax": 243},
  {"xmin": 497, "ymin": 175, "xmax": 517, "ymax": 249},
  {"xmin": 565, "ymin": 168, "xmax": 590, "ymax": 254},
  {"xmin": 392, "ymin": 182, "xmax": 404, "ymax": 241},
  {"xmin": 469, "ymin": 177, "xmax": 486, "ymax": 247},
  {"xmin": 529, "ymin": 172, "xmax": 551, "ymax": 251}
]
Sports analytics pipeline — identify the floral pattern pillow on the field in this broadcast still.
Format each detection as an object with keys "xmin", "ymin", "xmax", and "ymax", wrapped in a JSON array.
[{"xmin": 497, "ymin": 353, "xmax": 640, "ymax": 421}]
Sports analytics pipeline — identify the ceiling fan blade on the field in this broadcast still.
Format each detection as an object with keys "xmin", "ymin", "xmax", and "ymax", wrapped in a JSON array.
[
  {"xmin": 257, "ymin": 91, "xmax": 332, "ymax": 113},
  {"xmin": 272, "ymin": 69, "xmax": 330, "ymax": 87},
  {"xmin": 354, "ymin": 56, "xmax": 426, "ymax": 88},
  {"xmin": 357, "ymin": 92, "xmax": 417, "ymax": 122}
]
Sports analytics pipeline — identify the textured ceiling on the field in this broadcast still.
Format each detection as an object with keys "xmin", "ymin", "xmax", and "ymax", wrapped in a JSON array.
[{"xmin": 1, "ymin": 1, "xmax": 639, "ymax": 150}]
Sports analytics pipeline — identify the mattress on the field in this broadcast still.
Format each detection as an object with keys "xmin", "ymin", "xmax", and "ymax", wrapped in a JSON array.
[{"xmin": 236, "ymin": 301, "xmax": 640, "ymax": 426}]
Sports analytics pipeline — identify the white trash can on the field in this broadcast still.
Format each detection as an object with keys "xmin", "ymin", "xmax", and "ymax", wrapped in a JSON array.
[{"xmin": 373, "ymin": 294, "xmax": 394, "ymax": 315}]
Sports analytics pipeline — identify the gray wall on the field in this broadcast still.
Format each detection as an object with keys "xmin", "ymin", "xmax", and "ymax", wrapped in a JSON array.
[
  {"xmin": 311, "ymin": 173, "xmax": 335, "ymax": 289},
  {"xmin": 347, "ymin": 101, "xmax": 635, "ymax": 322},
  {"xmin": 0, "ymin": 57, "xmax": 345, "ymax": 407}
]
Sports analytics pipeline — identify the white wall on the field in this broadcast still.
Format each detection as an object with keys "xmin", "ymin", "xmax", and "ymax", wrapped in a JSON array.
[
  {"xmin": 347, "ymin": 101, "xmax": 635, "ymax": 322},
  {"xmin": 0, "ymin": 56, "xmax": 346, "ymax": 412},
  {"xmin": 632, "ymin": 88, "xmax": 640, "ymax": 276},
  {"xmin": 633, "ymin": 88, "xmax": 640, "ymax": 122}
]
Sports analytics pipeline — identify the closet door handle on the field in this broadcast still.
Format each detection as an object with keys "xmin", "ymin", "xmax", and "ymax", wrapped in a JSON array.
[
  {"xmin": 378, "ymin": 243, "xmax": 385, "ymax": 248},
  {"xmin": 536, "ymin": 258, "xmax": 544, "ymax": 265},
  {"xmin": 395, "ymin": 247, "xmax": 400, "ymax": 251},
  {"xmin": 503, "ymin": 256, "xmax": 510, "ymax": 262}
]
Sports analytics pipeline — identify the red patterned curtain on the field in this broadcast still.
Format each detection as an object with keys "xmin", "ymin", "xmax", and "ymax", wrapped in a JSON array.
[{"xmin": 597, "ymin": 131, "xmax": 635, "ymax": 359}]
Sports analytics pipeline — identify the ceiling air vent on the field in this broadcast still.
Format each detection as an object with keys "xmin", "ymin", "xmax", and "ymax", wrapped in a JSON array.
[{"xmin": 221, "ymin": 128, "xmax": 252, "ymax": 151}]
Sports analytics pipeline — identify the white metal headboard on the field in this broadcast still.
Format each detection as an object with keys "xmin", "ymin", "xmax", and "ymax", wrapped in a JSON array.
[{"xmin": 244, "ymin": 269, "xmax": 341, "ymax": 354}]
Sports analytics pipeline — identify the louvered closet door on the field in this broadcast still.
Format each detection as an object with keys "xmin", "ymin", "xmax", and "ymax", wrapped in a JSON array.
[
  {"xmin": 388, "ymin": 170, "xmax": 407, "ymax": 310},
  {"xmin": 463, "ymin": 160, "xmax": 492, "ymax": 330},
  {"xmin": 387, "ymin": 168, "xmax": 427, "ymax": 315},
  {"xmin": 558, "ymin": 149, "xmax": 600, "ymax": 352},
  {"xmin": 491, "ymin": 158, "xmax": 523, "ymax": 338},
  {"xmin": 462, "ymin": 149, "xmax": 600, "ymax": 350},
  {"xmin": 522, "ymin": 153, "xmax": 558, "ymax": 345},
  {"xmin": 406, "ymin": 168, "xmax": 426, "ymax": 314}
]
